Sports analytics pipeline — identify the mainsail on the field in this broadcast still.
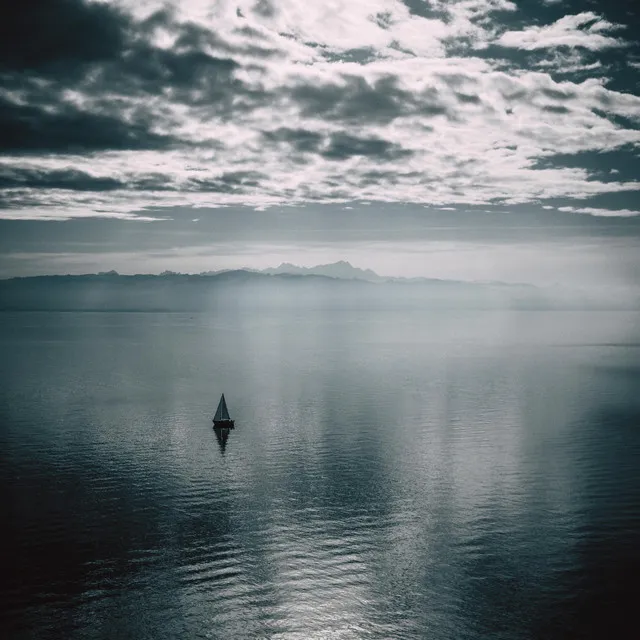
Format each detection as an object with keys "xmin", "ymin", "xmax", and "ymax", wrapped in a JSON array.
[{"xmin": 214, "ymin": 394, "xmax": 230, "ymax": 422}]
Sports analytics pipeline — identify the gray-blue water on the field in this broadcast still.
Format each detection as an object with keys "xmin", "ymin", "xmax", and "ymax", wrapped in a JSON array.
[{"xmin": 1, "ymin": 309, "xmax": 639, "ymax": 639}]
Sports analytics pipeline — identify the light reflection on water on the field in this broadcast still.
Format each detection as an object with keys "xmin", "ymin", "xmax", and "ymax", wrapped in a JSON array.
[{"xmin": 1, "ymin": 310, "xmax": 639, "ymax": 639}]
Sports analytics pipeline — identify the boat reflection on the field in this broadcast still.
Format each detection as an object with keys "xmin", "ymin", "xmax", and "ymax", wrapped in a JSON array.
[{"xmin": 213, "ymin": 426, "xmax": 231, "ymax": 453}]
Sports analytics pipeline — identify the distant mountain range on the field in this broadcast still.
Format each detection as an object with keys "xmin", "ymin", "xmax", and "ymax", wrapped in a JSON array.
[
  {"xmin": 198, "ymin": 260, "xmax": 383, "ymax": 282},
  {"xmin": 5, "ymin": 260, "xmax": 537, "ymax": 290},
  {"xmin": 0, "ymin": 262, "xmax": 633, "ymax": 311},
  {"xmin": 199, "ymin": 260, "xmax": 525, "ymax": 287}
]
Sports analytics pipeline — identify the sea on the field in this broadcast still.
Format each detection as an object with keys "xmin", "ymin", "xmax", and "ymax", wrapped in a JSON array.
[{"xmin": 1, "ymin": 308, "xmax": 639, "ymax": 639}]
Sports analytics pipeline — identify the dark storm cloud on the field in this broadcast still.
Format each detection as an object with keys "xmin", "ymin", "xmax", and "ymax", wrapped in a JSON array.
[
  {"xmin": 358, "ymin": 169, "xmax": 424, "ymax": 187},
  {"xmin": 262, "ymin": 128, "xmax": 412, "ymax": 161},
  {"xmin": 0, "ymin": 1, "xmax": 255, "ymax": 155},
  {"xmin": 540, "ymin": 87, "xmax": 577, "ymax": 101},
  {"xmin": 0, "ymin": 0, "xmax": 127, "ymax": 77},
  {"xmin": 0, "ymin": 167, "xmax": 184, "ymax": 193},
  {"xmin": 319, "ymin": 47, "xmax": 381, "ymax": 65},
  {"xmin": 0, "ymin": 167, "xmax": 123, "ymax": 191},
  {"xmin": 0, "ymin": 1, "xmax": 167, "ymax": 153},
  {"xmin": 454, "ymin": 92, "xmax": 482, "ymax": 105},
  {"xmin": 0, "ymin": 1, "xmax": 241, "ymax": 88},
  {"xmin": 0, "ymin": 97, "xmax": 175, "ymax": 153},
  {"xmin": 291, "ymin": 74, "xmax": 450, "ymax": 124},
  {"xmin": 188, "ymin": 171, "xmax": 268, "ymax": 192},
  {"xmin": 321, "ymin": 133, "xmax": 412, "ymax": 161},
  {"xmin": 542, "ymin": 104, "xmax": 571, "ymax": 114},
  {"xmin": 0, "ymin": 166, "xmax": 277, "ymax": 196},
  {"xmin": 262, "ymin": 128, "xmax": 324, "ymax": 153},
  {"xmin": 88, "ymin": 42, "xmax": 242, "ymax": 109}
]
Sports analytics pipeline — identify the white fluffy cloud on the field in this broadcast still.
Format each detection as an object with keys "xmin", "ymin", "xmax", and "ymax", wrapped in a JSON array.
[
  {"xmin": 495, "ymin": 12, "xmax": 626, "ymax": 51},
  {"xmin": 558, "ymin": 206, "xmax": 640, "ymax": 217}
]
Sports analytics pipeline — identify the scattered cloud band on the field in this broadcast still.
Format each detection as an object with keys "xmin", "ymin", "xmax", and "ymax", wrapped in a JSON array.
[{"xmin": 0, "ymin": 0, "xmax": 639, "ymax": 219}]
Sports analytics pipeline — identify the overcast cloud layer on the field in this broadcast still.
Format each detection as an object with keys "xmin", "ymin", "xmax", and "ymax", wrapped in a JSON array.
[{"xmin": 1, "ymin": 0, "xmax": 639, "ymax": 221}]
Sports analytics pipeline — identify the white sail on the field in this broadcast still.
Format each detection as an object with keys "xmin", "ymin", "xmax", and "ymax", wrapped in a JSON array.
[{"xmin": 214, "ymin": 394, "xmax": 230, "ymax": 421}]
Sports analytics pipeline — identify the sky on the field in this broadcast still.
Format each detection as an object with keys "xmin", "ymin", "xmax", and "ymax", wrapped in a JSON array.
[{"xmin": 1, "ymin": 0, "xmax": 639, "ymax": 287}]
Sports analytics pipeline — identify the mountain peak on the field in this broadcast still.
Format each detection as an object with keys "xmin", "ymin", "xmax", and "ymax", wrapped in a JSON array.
[{"xmin": 263, "ymin": 261, "xmax": 382, "ymax": 282}]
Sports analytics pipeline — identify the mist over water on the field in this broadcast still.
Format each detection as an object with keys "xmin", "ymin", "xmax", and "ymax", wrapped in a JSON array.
[{"xmin": 1, "ymin": 308, "xmax": 639, "ymax": 639}]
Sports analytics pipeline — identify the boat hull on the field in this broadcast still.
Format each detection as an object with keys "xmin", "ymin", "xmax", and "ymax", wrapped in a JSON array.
[{"xmin": 213, "ymin": 420, "xmax": 235, "ymax": 428}]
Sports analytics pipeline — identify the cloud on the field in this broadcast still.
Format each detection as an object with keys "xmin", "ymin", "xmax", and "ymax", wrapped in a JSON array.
[
  {"xmin": 0, "ymin": 208, "xmax": 161, "ymax": 221},
  {"xmin": 532, "ymin": 49, "xmax": 603, "ymax": 75},
  {"xmin": 321, "ymin": 132, "xmax": 412, "ymax": 161},
  {"xmin": 558, "ymin": 206, "xmax": 640, "ymax": 217},
  {"xmin": 0, "ymin": 96, "xmax": 176, "ymax": 153},
  {"xmin": 495, "ymin": 12, "xmax": 626, "ymax": 51},
  {"xmin": 0, "ymin": 0, "xmax": 127, "ymax": 76},
  {"xmin": 0, "ymin": 0, "xmax": 638, "ymax": 219},
  {"xmin": 0, "ymin": 167, "xmax": 123, "ymax": 191}
]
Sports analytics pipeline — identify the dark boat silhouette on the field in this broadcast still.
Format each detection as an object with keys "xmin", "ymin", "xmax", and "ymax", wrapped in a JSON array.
[{"xmin": 213, "ymin": 393, "xmax": 235, "ymax": 428}]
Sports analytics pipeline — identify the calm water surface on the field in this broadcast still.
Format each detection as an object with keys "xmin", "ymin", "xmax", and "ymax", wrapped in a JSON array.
[{"xmin": 1, "ymin": 310, "xmax": 639, "ymax": 639}]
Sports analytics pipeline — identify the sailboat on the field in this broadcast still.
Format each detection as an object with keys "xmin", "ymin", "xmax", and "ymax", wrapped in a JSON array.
[{"xmin": 213, "ymin": 393, "xmax": 235, "ymax": 428}]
